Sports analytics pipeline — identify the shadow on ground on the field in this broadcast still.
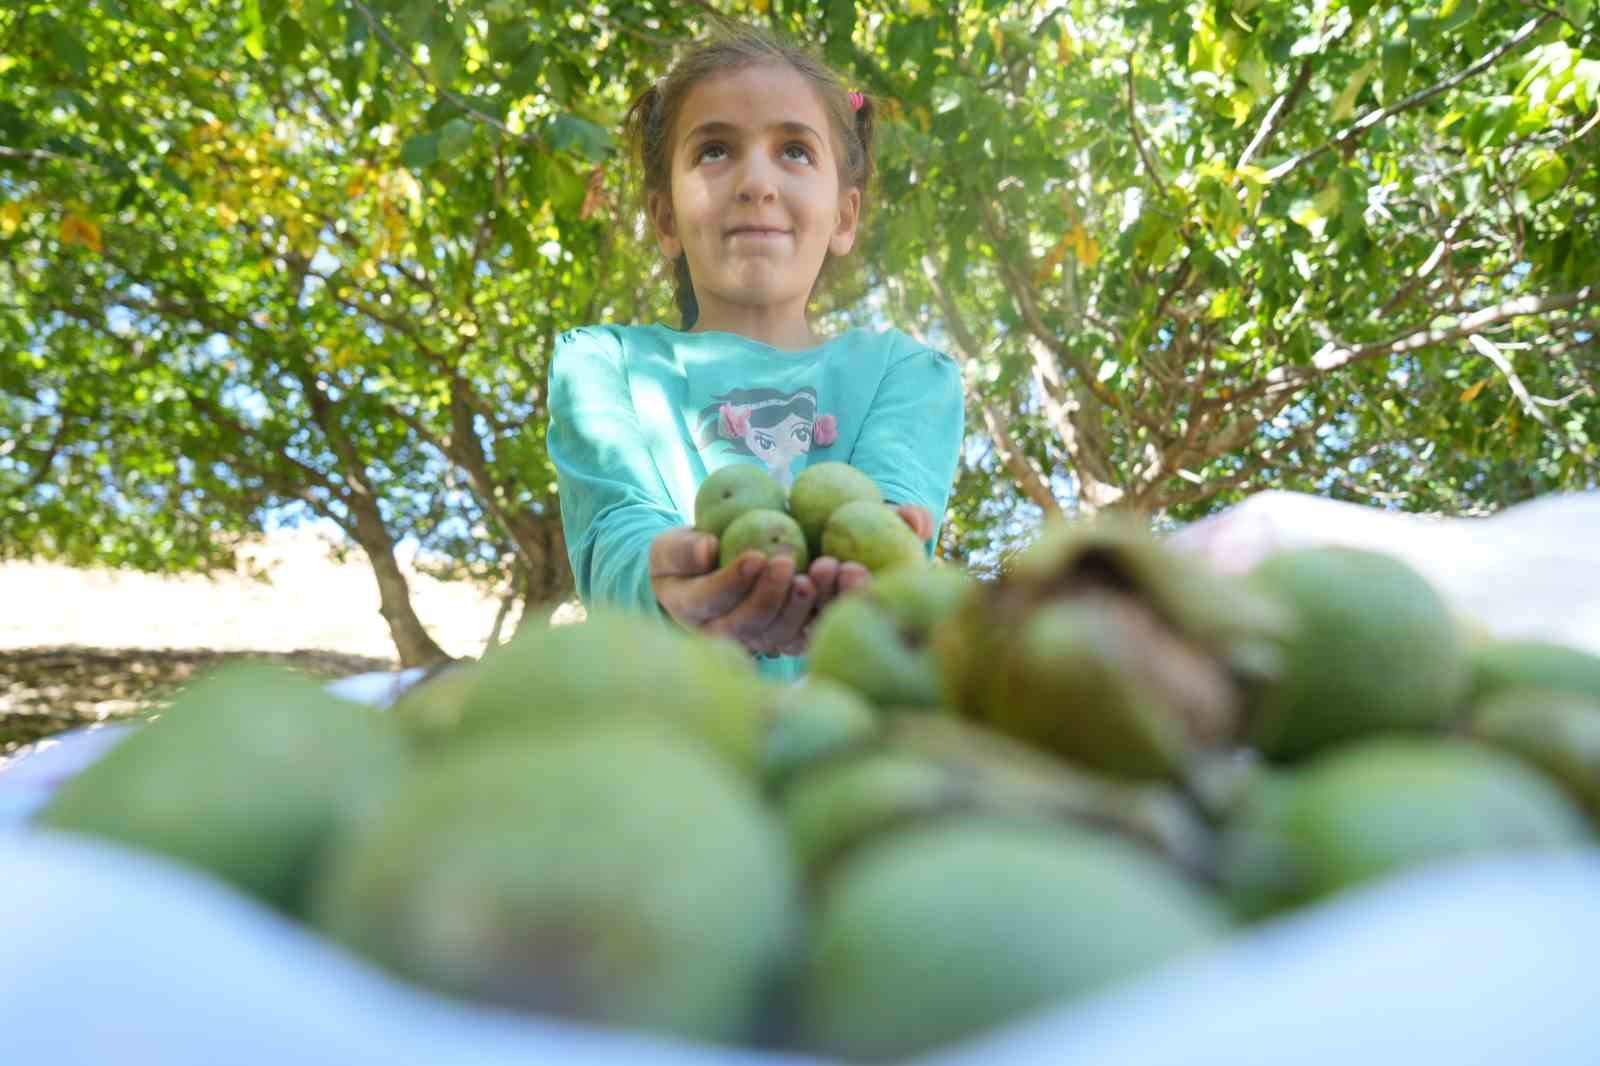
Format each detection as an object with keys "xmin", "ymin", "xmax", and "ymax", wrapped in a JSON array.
[{"xmin": 1, "ymin": 646, "xmax": 398, "ymax": 759}]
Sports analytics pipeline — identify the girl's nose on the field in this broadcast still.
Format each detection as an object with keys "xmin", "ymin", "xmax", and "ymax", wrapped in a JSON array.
[{"xmin": 735, "ymin": 158, "xmax": 779, "ymax": 204}]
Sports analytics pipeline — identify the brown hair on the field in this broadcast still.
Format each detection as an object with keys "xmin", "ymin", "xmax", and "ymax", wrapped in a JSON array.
[{"xmin": 623, "ymin": 23, "xmax": 877, "ymax": 329}]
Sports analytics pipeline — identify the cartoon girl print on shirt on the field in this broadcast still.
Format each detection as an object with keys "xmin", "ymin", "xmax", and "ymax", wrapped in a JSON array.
[{"xmin": 695, "ymin": 387, "xmax": 839, "ymax": 488}]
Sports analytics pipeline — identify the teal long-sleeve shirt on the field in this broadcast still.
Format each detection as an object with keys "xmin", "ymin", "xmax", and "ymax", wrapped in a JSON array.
[{"xmin": 547, "ymin": 323, "xmax": 966, "ymax": 683}]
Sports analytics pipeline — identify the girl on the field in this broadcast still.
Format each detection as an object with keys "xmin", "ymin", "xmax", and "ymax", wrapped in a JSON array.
[{"xmin": 547, "ymin": 24, "xmax": 965, "ymax": 681}]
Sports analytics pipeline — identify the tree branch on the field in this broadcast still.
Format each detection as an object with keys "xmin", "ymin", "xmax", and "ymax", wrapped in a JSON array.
[
  {"xmin": 1125, "ymin": 56, "xmax": 1168, "ymax": 199},
  {"xmin": 919, "ymin": 255, "xmax": 1061, "ymax": 516},
  {"xmin": 1266, "ymin": 14, "xmax": 1554, "ymax": 181},
  {"xmin": 1238, "ymin": 60, "xmax": 1315, "ymax": 170}
]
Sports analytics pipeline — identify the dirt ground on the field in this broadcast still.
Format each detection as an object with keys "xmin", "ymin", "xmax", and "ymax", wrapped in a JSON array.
[{"xmin": 0, "ymin": 530, "xmax": 519, "ymax": 762}]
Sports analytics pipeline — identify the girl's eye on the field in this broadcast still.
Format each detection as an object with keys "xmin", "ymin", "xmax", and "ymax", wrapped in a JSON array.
[
  {"xmin": 753, "ymin": 434, "xmax": 775, "ymax": 452},
  {"xmin": 793, "ymin": 426, "xmax": 811, "ymax": 444},
  {"xmin": 783, "ymin": 143, "xmax": 815, "ymax": 164},
  {"xmin": 695, "ymin": 143, "xmax": 728, "ymax": 163}
]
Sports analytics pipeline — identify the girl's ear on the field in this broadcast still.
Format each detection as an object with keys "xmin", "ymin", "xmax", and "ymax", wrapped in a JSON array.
[
  {"xmin": 648, "ymin": 190, "xmax": 683, "ymax": 259},
  {"xmin": 829, "ymin": 186, "xmax": 861, "ymax": 257}
]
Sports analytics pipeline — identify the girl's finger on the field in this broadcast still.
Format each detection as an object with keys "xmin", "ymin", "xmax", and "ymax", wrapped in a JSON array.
[
  {"xmin": 662, "ymin": 551, "xmax": 767, "ymax": 626},
  {"xmin": 703, "ymin": 554, "xmax": 794, "ymax": 643}
]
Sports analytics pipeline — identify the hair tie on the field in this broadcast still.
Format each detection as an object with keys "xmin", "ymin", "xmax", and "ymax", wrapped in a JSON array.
[{"xmin": 848, "ymin": 91, "xmax": 866, "ymax": 112}]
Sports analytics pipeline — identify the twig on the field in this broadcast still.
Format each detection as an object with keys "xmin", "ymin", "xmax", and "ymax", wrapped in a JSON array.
[
  {"xmin": 1238, "ymin": 60, "xmax": 1314, "ymax": 170},
  {"xmin": 1266, "ymin": 14, "xmax": 1553, "ymax": 181},
  {"xmin": 1124, "ymin": 56, "xmax": 1168, "ymax": 198}
]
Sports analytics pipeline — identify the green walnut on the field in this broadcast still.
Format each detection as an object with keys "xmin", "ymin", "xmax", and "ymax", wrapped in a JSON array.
[
  {"xmin": 450, "ymin": 610, "xmax": 767, "ymax": 773},
  {"xmin": 821, "ymin": 500, "xmax": 926, "ymax": 575},
  {"xmin": 1468, "ymin": 639, "xmax": 1600, "ymax": 706},
  {"xmin": 761, "ymin": 677, "xmax": 880, "ymax": 785},
  {"xmin": 1217, "ymin": 736, "xmax": 1591, "ymax": 917},
  {"xmin": 1471, "ymin": 687, "xmax": 1600, "ymax": 820},
  {"xmin": 37, "ymin": 663, "xmax": 410, "ymax": 916},
  {"xmin": 694, "ymin": 463, "xmax": 786, "ymax": 539},
  {"xmin": 781, "ymin": 714, "xmax": 1213, "ymax": 881},
  {"xmin": 789, "ymin": 461, "xmax": 882, "ymax": 557},
  {"xmin": 809, "ymin": 564, "xmax": 976, "ymax": 710},
  {"xmin": 1245, "ymin": 547, "xmax": 1469, "ymax": 761},
  {"xmin": 797, "ymin": 816, "xmax": 1227, "ymax": 1062},
  {"xmin": 310, "ymin": 719, "xmax": 799, "ymax": 1047},
  {"xmin": 719, "ymin": 507, "xmax": 809, "ymax": 570},
  {"xmin": 938, "ymin": 517, "xmax": 1284, "ymax": 780}
]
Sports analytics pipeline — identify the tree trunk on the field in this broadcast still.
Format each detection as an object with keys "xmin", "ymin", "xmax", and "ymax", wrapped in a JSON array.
[
  {"xmin": 505, "ymin": 508, "xmax": 573, "ymax": 611},
  {"xmin": 345, "ymin": 492, "xmax": 452, "ymax": 667}
]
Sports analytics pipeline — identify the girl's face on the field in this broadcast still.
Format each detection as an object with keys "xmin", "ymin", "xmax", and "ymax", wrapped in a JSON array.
[{"xmin": 650, "ymin": 63, "xmax": 860, "ymax": 329}]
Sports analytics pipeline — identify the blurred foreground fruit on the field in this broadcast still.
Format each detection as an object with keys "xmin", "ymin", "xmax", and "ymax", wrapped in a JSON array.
[
  {"xmin": 444, "ymin": 611, "xmax": 768, "ymax": 772},
  {"xmin": 797, "ymin": 817, "xmax": 1228, "ymax": 1062},
  {"xmin": 38, "ymin": 664, "xmax": 410, "ymax": 915},
  {"xmin": 1218, "ymin": 736, "xmax": 1591, "ymax": 917},
  {"xmin": 311, "ymin": 720, "xmax": 799, "ymax": 1046},
  {"xmin": 1468, "ymin": 640, "xmax": 1600, "ymax": 705},
  {"xmin": 761, "ymin": 678, "xmax": 879, "ymax": 784},
  {"xmin": 940, "ymin": 519, "xmax": 1286, "ymax": 780},
  {"xmin": 808, "ymin": 566, "xmax": 975, "ymax": 709},
  {"xmin": 1471, "ymin": 688, "xmax": 1600, "ymax": 817},
  {"xmin": 1245, "ymin": 548, "xmax": 1468, "ymax": 760}
]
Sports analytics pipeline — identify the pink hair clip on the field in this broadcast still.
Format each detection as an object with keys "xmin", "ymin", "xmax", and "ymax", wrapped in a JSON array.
[{"xmin": 848, "ymin": 91, "xmax": 866, "ymax": 112}]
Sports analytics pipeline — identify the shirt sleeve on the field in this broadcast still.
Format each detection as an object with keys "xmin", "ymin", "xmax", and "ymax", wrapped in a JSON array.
[
  {"xmin": 847, "ymin": 342, "xmax": 966, "ymax": 557},
  {"xmin": 547, "ymin": 327, "xmax": 680, "ymax": 616}
]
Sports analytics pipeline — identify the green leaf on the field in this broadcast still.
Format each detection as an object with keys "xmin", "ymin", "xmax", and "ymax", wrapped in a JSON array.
[
  {"xmin": 1381, "ymin": 38, "xmax": 1411, "ymax": 107},
  {"xmin": 1332, "ymin": 60, "xmax": 1377, "ymax": 122},
  {"xmin": 44, "ymin": 20, "xmax": 92, "ymax": 78},
  {"xmin": 504, "ymin": 46, "xmax": 546, "ymax": 95},
  {"xmin": 397, "ymin": 0, "xmax": 433, "ymax": 43},
  {"xmin": 546, "ymin": 114, "xmax": 612, "ymax": 161},
  {"xmin": 1437, "ymin": 0, "xmax": 1478, "ymax": 32},
  {"xmin": 488, "ymin": 21, "xmax": 533, "ymax": 62},
  {"xmin": 429, "ymin": 20, "xmax": 463, "ymax": 86},
  {"xmin": 435, "ymin": 118, "xmax": 475, "ymax": 162},
  {"xmin": 399, "ymin": 131, "xmax": 439, "ymax": 169},
  {"xmin": 1519, "ymin": 150, "xmax": 1569, "ymax": 202},
  {"xmin": 242, "ymin": 0, "xmax": 266, "ymax": 61}
]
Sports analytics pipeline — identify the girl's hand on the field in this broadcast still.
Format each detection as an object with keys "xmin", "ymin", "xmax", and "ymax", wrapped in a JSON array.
[{"xmin": 649, "ymin": 528, "xmax": 816, "ymax": 656}]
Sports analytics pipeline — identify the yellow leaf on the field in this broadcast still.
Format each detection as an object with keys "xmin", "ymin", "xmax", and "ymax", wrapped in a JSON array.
[
  {"xmin": 346, "ymin": 173, "xmax": 368, "ymax": 198},
  {"xmin": 1332, "ymin": 60, "xmax": 1377, "ymax": 122},
  {"xmin": 59, "ymin": 213, "xmax": 103, "ymax": 253},
  {"xmin": 909, "ymin": 0, "xmax": 931, "ymax": 14},
  {"xmin": 748, "ymin": 0, "xmax": 769, "ymax": 11},
  {"xmin": 1069, "ymin": 223, "xmax": 1100, "ymax": 267},
  {"xmin": 1459, "ymin": 378, "xmax": 1489, "ymax": 403},
  {"xmin": 991, "ymin": 23, "xmax": 1004, "ymax": 54},
  {"xmin": 1057, "ymin": 25, "xmax": 1075, "ymax": 65},
  {"xmin": 0, "ymin": 202, "xmax": 23, "ymax": 237},
  {"xmin": 1035, "ymin": 234, "xmax": 1070, "ymax": 284}
]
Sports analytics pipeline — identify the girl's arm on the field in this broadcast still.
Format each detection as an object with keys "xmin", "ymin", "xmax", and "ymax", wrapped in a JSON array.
[{"xmin": 547, "ymin": 327, "xmax": 683, "ymax": 615}]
